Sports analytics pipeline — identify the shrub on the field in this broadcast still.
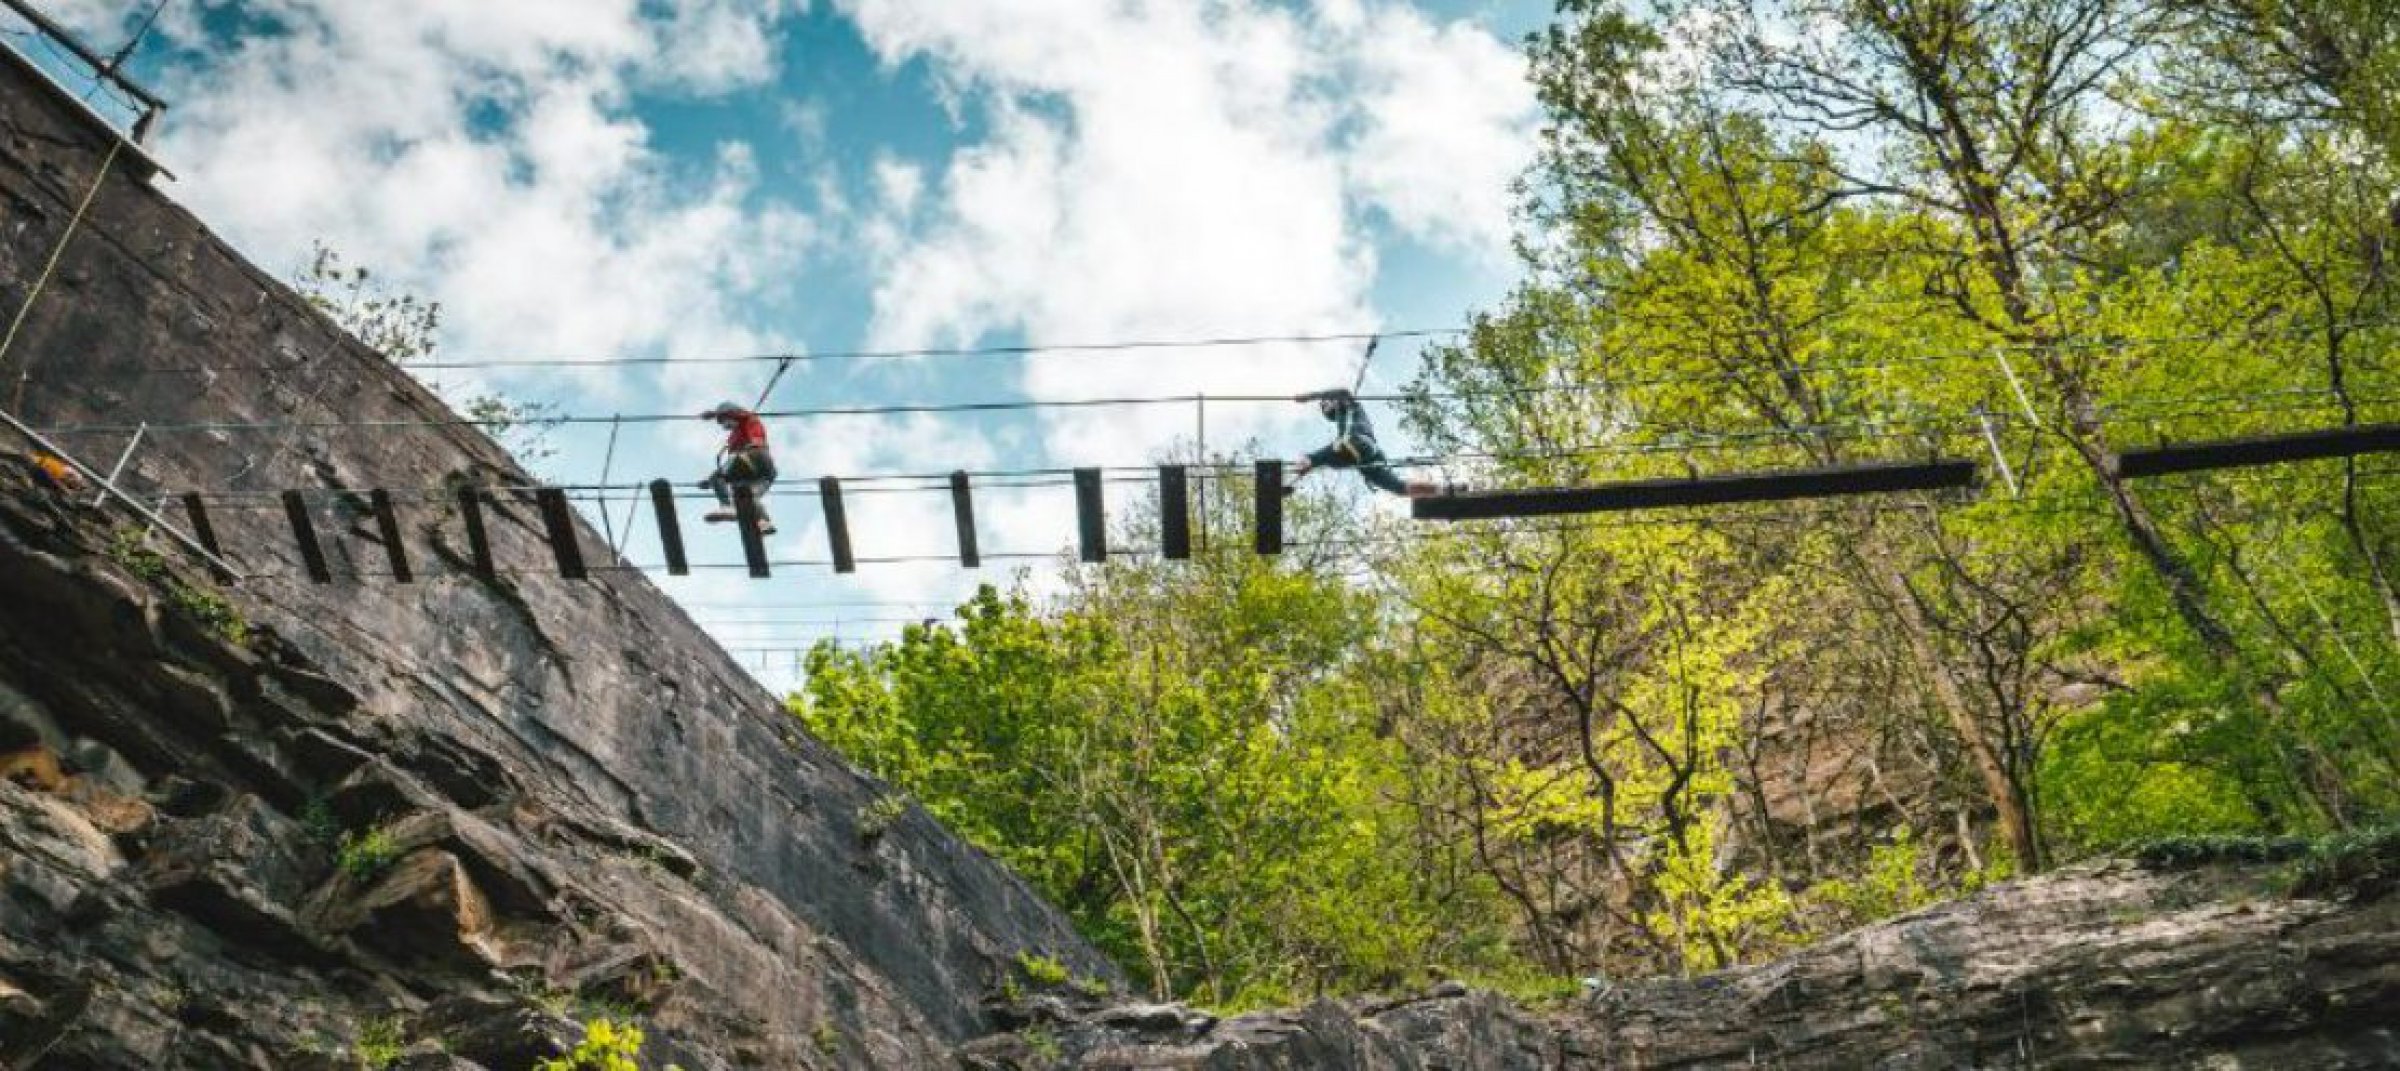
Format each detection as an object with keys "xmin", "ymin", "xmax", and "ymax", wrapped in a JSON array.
[
  {"xmin": 1016, "ymin": 952, "xmax": 1070, "ymax": 987},
  {"xmin": 535, "ymin": 1018, "xmax": 645, "ymax": 1071},
  {"xmin": 337, "ymin": 826, "xmax": 402, "ymax": 882},
  {"xmin": 353, "ymin": 1017, "xmax": 407, "ymax": 1069}
]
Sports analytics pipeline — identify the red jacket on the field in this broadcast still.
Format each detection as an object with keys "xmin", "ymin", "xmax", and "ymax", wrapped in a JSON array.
[{"xmin": 721, "ymin": 411, "xmax": 768, "ymax": 452}]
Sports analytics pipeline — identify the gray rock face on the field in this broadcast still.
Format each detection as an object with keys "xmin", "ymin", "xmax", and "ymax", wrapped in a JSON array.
[
  {"xmin": 0, "ymin": 45, "xmax": 1115, "ymax": 1069},
  {"xmin": 969, "ymin": 855, "xmax": 2400, "ymax": 1069}
]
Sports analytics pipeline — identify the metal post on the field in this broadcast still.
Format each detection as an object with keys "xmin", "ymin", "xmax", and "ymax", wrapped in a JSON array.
[
  {"xmin": 595, "ymin": 416, "xmax": 622, "ymax": 551},
  {"xmin": 1976, "ymin": 406, "xmax": 2020, "ymax": 497},
  {"xmin": 91, "ymin": 422, "xmax": 145, "ymax": 507},
  {"xmin": 0, "ymin": 406, "xmax": 241, "ymax": 579}
]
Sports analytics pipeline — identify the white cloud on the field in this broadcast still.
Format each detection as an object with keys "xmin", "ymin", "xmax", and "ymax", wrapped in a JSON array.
[
  {"xmin": 1334, "ymin": 4, "xmax": 1537, "ymax": 255},
  {"xmin": 839, "ymin": 0, "xmax": 1536, "ymax": 464},
  {"xmin": 150, "ymin": 0, "xmax": 808, "ymax": 381}
]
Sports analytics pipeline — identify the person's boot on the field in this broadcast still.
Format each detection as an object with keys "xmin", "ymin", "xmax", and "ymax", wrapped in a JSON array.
[{"xmin": 755, "ymin": 512, "xmax": 778, "ymax": 536}]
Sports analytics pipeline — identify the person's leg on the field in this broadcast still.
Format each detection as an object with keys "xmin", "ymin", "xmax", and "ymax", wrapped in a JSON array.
[
  {"xmin": 703, "ymin": 471, "xmax": 736, "ymax": 520},
  {"xmin": 749, "ymin": 475, "xmax": 776, "ymax": 531},
  {"xmin": 1359, "ymin": 462, "xmax": 1410, "ymax": 496}
]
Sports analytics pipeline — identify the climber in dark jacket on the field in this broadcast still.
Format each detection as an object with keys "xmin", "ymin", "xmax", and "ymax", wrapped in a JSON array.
[
  {"xmin": 700, "ymin": 401, "xmax": 777, "ymax": 535},
  {"xmin": 1289, "ymin": 389, "xmax": 1439, "ymax": 497}
]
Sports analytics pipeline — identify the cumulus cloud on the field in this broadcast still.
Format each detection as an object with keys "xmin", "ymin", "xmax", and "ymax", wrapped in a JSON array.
[
  {"xmin": 839, "ymin": 0, "xmax": 1537, "ymax": 464},
  {"xmin": 150, "ymin": 0, "xmax": 808, "ymax": 376}
]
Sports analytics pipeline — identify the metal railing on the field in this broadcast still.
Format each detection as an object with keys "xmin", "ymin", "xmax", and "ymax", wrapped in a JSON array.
[{"xmin": 0, "ymin": 0, "xmax": 168, "ymax": 142}]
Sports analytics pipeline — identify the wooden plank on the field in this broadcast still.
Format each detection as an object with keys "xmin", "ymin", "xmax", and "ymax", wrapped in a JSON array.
[
  {"xmin": 1413, "ymin": 459, "xmax": 1981, "ymax": 521},
  {"xmin": 821, "ymin": 476, "xmax": 855, "ymax": 574},
  {"xmin": 1075, "ymin": 467, "xmax": 1106, "ymax": 563},
  {"xmin": 950, "ymin": 470, "xmax": 980, "ymax": 569},
  {"xmin": 1159, "ymin": 465, "xmax": 1191, "ymax": 560},
  {"xmin": 2117, "ymin": 422, "xmax": 2400, "ymax": 478},
  {"xmin": 732, "ymin": 485, "xmax": 770, "ymax": 578},
  {"xmin": 536, "ymin": 488, "xmax": 587, "ymax": 579},
  {"xmin": 455, "ymin": 485, "xmax": 495, "ymax": 581},
  {"xmin": 282, "ymin": 490, "xmax": 330, "ymax": 584},
  {"xmin": 368, "ymin": 488, "xmax": 412, "ymax": 584},
  {"xmin": 1254, "ymin": 459, "xmax": 1283, "ymax": 555},
  {"xmin": 180, "ymin": 492, "xmax": 234, "ymax": 583},
  {"xmin": 649, "ymin": 479, "xmax": 688, "ymax": 577}
]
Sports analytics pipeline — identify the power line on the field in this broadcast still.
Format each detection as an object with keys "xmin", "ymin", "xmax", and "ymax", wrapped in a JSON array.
[{"xmin": 112, "ymin": 328, "xmax": 1466, "ymax": 375}]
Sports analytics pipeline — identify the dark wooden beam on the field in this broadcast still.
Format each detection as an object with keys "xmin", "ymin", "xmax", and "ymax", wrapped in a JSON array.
[
  {"xmin": 2117, "ymin": 422, "xmax": 2400, "ymax": 478},
  {"xmin": 649, "ymin": 480, "xmax": 688, "ymax": 577},
  {"xmin": 1254, "ymin": 460, "xmax": 1284, "ymax": 555},
  {"xmin": 1413, "ymin": 459, "xmax": 1981, "ymax": 521},
  {"xmin": 455, "ymin": 485, "xmax": 495, "ymax": 581},
  {"xmin": 180, "ymin": 492, "xmax": 233, "ymax": 583},
  {"xmin": 950, "ymin": 470, "xmax": 980, "ymax": 569},
  {"xmin": 1075, "ymin": 467, "xmax": 1106, "ymax": 563},
  {"xmin": 1159, "ymin": 465, "xmax": 1191, "ymax": 560},
  {"xmin": 821, "ymin": 477, "xmax": 855, "ymax": 574},
  {"xmin": 536, "ymin": 488, "xmax": 587, "ymax": 579},
  {"xmin": 732, "ymin": 485, "xmax": 770, "ymax": 578},
  {"xmin": 282, "ymin": 490, "xmax": 330, "ymax": 584},
  {"xmin": 368, "ymin": 489, "xmax": 412, "ymax": 583}
]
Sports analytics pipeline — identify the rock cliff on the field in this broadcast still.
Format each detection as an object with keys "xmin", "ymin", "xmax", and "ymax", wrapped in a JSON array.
[
  {"xmin": 962, "ymin": 846, "xmax": 2400, "ymax": 1069},
  {"xmin": 0, "ymin": 43, "xmax": 1115, "ymax": 1070}
]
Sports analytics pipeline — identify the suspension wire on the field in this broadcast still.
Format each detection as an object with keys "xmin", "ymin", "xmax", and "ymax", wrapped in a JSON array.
[
  {"xmin": 104, "ymin": 328, "xmax": 1466, "ymax": 376},
  {"xmin": 40, "ymin": 312, "xmax": 2400, "ymax": 437},
  {"xmin": 131, "ymin": 386, "xmax": 2400, "ymax": 507}
]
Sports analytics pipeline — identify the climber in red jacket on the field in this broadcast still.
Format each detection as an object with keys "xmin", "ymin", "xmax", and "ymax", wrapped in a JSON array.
[{"xmin": 700, "ymin": 401, "xmax": 777, "ymax": 535}]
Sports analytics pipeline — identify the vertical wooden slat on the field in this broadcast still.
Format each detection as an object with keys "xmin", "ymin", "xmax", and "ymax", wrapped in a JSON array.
[
  {"xmin": 950, "ymin": 470, "xmax": 980, "ymax": 569},
  {"xmin": 821, "ymin": 476, "xmax": 855, "ymax": 575},
  {"xmin": 732, "ymin": 484, "xmax": 770, "ymax": 578},
  {"xmin": 1254, "ymin": 459, "xmax": 1283, "ymax": 556},
  {"xmin": 456, "ymin": 485, "xmax": 495, "ymax": 581},
  {"xmin": 536, "ymin": 487, "xmax": 587, "ymax": 579},
  {"xmin": 282, "ymin": 490, "xmax": 331, "ymax": 584},
  {"xmin": 181, "ymin": 492, "xmax": 234, "ymax": 583},
  {"xmin": 1075, "ymin": 467, "xmax": 1106, "ymax": 563},
  {"xmin": 368, "ymin": 488, "xmax": 412, "ymax": 583},
  {"xmin": 649, "ymin": 479, "xmax": 688, "ymax": 577},
  {"xmin": 1159, "ymin": 465, "xmax": 1191, "ymax": 560}
]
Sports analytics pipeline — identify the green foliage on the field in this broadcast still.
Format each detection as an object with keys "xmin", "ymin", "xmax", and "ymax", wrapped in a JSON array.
[
  {"xmin": 1015, "ymin": 952, "xmax": 1070, "ymax": 987},
  {"xmin": 2290, "ymin": 823, "xmax": 2400, "ymax": 898},
  {"xmin": 298, "ymin": 798, "xmax": 340, "ymax": 844},
  {"xmin": 856, "ymin": 792, "xmax": 909, "ymax": 844},
  {"xmin": 336, "ymin": 826, "xmax": 401, "ymax": 882},
  {"xmin": 1022, "ymin": 1026, "xmax": 1063, "ymax": 1062},
  {"xmin": 351, "ymin": 1016, "xmax": 407, "ymax": 1069},
  {"xmin": 292, "ymin": 243, "xmax": 559, "ymax": 470},
  {"xmin": 106, "ymin": 527, "xmax": 249, "ymax": 646},
  {"xmin": 534, "ymin": 1018, "xmax": 645, "ymax": 1071},
  {"xmin": 297, "ymin": 243, "xmax": 441, "ymax": 364}
]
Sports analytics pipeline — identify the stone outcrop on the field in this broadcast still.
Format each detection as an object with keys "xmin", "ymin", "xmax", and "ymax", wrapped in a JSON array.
[
  {"xmin": 963, "ymin": 848, "xmax": 2400, "ymax": 1069},
  {"xmin": 0, "ymin": 43, "xmax": 1115, "ymax": 1070}
]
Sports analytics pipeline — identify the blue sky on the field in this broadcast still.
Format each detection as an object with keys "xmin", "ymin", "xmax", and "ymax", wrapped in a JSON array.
[{"xmin": 25, "ymin": 0, "xmax": 1550, "ymax": 688}]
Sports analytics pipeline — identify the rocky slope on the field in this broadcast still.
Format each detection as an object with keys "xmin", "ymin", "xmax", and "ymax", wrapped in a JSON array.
[
  {"xmin": 1, "ymin": 44, "xmax": 1115, "ymax": 1070},
  {"xmin": 963, "ymin": 846, "xmax": 2400, "ymax": 1069}
]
